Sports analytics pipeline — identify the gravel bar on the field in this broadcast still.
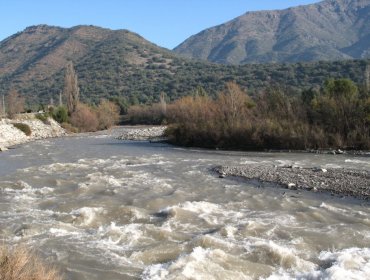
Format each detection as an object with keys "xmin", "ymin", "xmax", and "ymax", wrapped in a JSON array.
[
  {"xmin": 116, "ymin": 126, "xmax": 166, "ymax": 141},
  {"xmin": 214, "ymin": 164, "xmax": 370, "ymax": 200}
]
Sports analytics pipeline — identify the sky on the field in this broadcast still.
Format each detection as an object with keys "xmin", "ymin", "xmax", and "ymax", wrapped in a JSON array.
[{"xmin": 0, "ymin": 0, "xmax": 321, "ymax": 49}]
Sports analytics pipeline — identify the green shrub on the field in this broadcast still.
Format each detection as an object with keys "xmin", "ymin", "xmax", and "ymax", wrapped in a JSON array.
[
  {"xmin": 52, "ymin": 106, "xmax": 68, "ymax": 124},
  {"xmin": 61, "ymin": 122, "xmax": 78, "ymax": 133},
  {"xmin": 35, "ymin": 113, "xmax": 50, "ymax": 124},
  {"xmin": 13, "ymin": 123, "xmax": 31, "ymax": 136}
]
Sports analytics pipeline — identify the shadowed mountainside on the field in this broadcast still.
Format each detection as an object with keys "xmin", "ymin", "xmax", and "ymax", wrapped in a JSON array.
[{"xmin": 174, "ymin": 0, "xmax": 370, "ymax": 64}]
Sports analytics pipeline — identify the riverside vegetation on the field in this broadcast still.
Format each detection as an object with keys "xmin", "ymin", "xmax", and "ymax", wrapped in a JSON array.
[
  {"xmin": 2, "ymin": 59, "xmax": 369, "ymax": 150},
  {"xmin": 1, "ymin": 24, "xmax": 370, "ymax": 107},
  {"xmin": 126, "ymin": 79, "xmax": 370, "ymax": 150},
  {"xmin": 0, "ymin": 246, "xmax": 62, "ymax": 280},
  {"xmin": 1, "ymin": 62, "xmax": 121, "ymax": 134}
]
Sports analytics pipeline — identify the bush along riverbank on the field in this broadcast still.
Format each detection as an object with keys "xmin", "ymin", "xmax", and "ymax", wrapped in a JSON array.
[{"xmin": 125, "ymin": 80, "xmax": 370, "ymax": 151}]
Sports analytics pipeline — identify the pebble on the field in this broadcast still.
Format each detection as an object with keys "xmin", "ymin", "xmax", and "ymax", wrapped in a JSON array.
[
  {"xmin": 0, "ymin": 116, "xmax": 65, "ymax": 151},
  {"xmin": 116, "ymin": 126, "xmax": 166, "ymax": 141},
  {"xmin": 214, "ymin": 164, "xmax": 370, "ymax": 200}
]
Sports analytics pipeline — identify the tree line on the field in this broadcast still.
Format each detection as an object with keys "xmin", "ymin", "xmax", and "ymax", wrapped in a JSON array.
[
  {"xmin": 126, "ymin": 80, "xmax": 370, "ymax": 150},
  {"xmin": 1, "ymin": 62, "xmax": 120, "ymax": 133}
]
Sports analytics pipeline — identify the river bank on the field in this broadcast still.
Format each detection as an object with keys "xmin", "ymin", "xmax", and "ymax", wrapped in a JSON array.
[
  {"xmin": 0, "ymin": 115, "xmax": 65, "ymax": 151},
  {"xmin": 215, "ymin": 164, "xmax": 370, "ymax": 200},
  {"xmin": 115, "ymin": 125, "xmax": 166, "ymax": 141},
  {"xmin": 114, "ymin": 126, "xmax": 370, "ymax": 200}
]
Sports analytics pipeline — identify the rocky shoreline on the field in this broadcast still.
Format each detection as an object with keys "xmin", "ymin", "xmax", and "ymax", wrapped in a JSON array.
[
  {"xmin": 215, "ymin": 164, "xmax": 370, "ymax": 200},
  {"xmin": 116, "ymin": 126, "xmax": 167, "ymax": 141},
  {"xmin": 0, "ymin": 115, "xmax": 65, "ymax": 151}
]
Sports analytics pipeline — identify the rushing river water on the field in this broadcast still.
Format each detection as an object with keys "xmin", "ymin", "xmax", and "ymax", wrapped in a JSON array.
[{"xmin": 0, "ymin": 128, "xmax": 369, "ymax": 280}]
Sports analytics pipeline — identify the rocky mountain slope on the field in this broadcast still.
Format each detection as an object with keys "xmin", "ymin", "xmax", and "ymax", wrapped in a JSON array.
[
  {"xmin": 0, "ymin": 24, "xmax": 369, "ymax": 106},
  {"xmin": 174, "ymin": 0, "xmax": 370, "ymax": 64}
]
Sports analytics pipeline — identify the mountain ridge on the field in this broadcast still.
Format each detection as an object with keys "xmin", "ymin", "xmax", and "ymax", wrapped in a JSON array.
[
  {"xmin": 0, "ymin": 24, "xmax": 369, "ymax": 107},
  {"xmin": 174, "ymin": 0, "xmax": 370, "ymax": 64}
]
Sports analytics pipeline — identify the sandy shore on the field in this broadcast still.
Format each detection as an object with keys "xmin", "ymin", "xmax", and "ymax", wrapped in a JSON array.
[{"xmin": 215, "ymin": 164, "xmax": 370, "ymax": 200}]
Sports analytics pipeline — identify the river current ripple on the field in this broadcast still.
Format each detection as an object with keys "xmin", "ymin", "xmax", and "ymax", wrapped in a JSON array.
[{"xmin": 0, "ymin": 129, "xmax": 369, "ymax": 280}]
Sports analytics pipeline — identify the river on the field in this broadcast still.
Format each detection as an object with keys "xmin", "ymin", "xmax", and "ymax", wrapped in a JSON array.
[{"xmin": 0, "ymin": 128, "xmax": 369, "ymax": 280}]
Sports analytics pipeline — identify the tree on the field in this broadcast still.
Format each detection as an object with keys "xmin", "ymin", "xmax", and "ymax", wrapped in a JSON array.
[
  {"xmin": 1, "ymin": 95, "xmax": 5, "ymax": 118},
  {"xmin": 70, "ymin": 103, "xmax": 98, "ymax": 132},
  {"xmin": 313, "ymin": 79, "xmax": 360, "ymax": 140},
  {"xmin": 52, "ymin": 106, "xmax": 68, "ymax": 123},
  {"xmin": 6, "ymin": 90, "xmax": 25, "ymax": 118},
  {"xmin": 96, "ymin": 100, "xmax": 120, "ymax": 130},
  {"xmin": 63, "ymin": 61, "xmax": 80, "ymax": 115},
  {"xmin": 160, "ymin": 92, "xmax": 167, "ymax": 116},
  {"xmin": 365, "ymin": 64, "xmax": 370, "ymax": 94},
  {"xmin": 217, "ymin": 82, "xmax": 254, "ymax": 129}
]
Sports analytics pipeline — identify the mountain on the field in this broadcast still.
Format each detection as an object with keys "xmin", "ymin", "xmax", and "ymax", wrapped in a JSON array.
[
  {"xmin": 0, "ymin": 24, "xmax": 369, "ymax": 107},
  {"xmin": 0, "ymin": 24, "xmax": 179, "ymax": 104},
  {"xmin": 174, "ymin": 0, "xmax": 370, "ymax": 64}
]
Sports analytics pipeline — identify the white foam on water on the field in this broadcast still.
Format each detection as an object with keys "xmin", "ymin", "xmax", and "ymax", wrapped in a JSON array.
[
  {"xmin": 37, "ymin": 162, "xmax": 91, "ymax": 173},
  {"xmin": 142, "ymin": 247, "xmax": 252, "ymax": 280},
  {"xmin": 78, "ymin": 158, "xmax": 110, "ymax": 165},
  {"xmin": 49, "ymin": 228, "xmax": 80, "ymax": 237},
  {"xmin": 97, "ymin": 222, "xmax": 150, "ymax": 247},
  {"xmin": 275, "ymin": 160, "xmax": 294, "ymax": 166},
  {"xmin": 265, "ymin": 247, "xmax": 370, "ymax": 280},
  {"xmin": 239, "ymin": 158, "xmax": 259, "ymax": 164},
  {"xmin": 317, "ymin": 247, "xmax": 370, "ymax": 279},
  {"xmin": 345, "ymin": 159, "xmax": 370, "ymax": 165},
  {"xmin": 160, "ymin": 201, "xmax": 244, "ymax": 226},
  {"xmin": 70, "ymin": 207, "xmax": 105, "ymax": 226},
  {"xmin": 78, "ymin": 172, "xmax": 124, "ymax": 189},
  {"xmin": 35, "ymin": 186, "xmax": 54, "ymax": 194},
  {"xmin": 323, "ymin": 163, "xmax": 343, "ymax": 169},
  {"xmin": 220, "ymin": 225, "xmax": 238, "ymax": 238},
  {"xmin": 9, "ymin": 154, "xmax": 24, "ymax": 158},
  {"xmin": 2, "ymin": 180, "xmax": 50, "ymax": 202},
  {"xmin": 320, "ymin": 202, "xmax": 348, "ymax": 214},
  {"xmin": 248, "ymin": 240, "xmax": 316, "ymax": 272}
]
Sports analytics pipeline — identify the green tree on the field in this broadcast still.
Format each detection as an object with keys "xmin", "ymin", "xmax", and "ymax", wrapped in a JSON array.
[
  {"xmin": 63, "ymin": 61, "xmax": 80, "ymax": 115},
  {"xmin": 52, "ymin": 106, "xmax": 68, "ymax": 123},
  {"xmin": 313, "ymin": 79, "xmax": 360, "ymax": 143}
]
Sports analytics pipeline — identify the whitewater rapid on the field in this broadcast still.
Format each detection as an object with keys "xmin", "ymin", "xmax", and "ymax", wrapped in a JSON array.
[{"xmin": 0, "ymin": 129, "xmax": 369, "ymax": 279}]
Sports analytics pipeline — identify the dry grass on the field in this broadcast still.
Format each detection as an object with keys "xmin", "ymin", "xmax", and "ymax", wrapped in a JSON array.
[{"xmin": 0, "ymin": 245, "xmax": 63, "ymax": 280}]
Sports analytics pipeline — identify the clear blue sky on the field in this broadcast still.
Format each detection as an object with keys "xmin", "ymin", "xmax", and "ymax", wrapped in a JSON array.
[{"xmin": 0, "ymin": 0, "xmax": 321, "ymax": 49}]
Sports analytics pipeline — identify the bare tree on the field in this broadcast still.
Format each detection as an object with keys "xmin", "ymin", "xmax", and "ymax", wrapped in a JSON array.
[
  {"xmin": 217, "ymin": 82, "xmax": 254, "ymax": 128},
  {"xmin": 365, "ymin": 63, "xmax": 370, "ymax": 93},
  {"xmin": 6, "ymin": 90, "xmax": 25, "ymax": 118},
  {"xmin": 1, "ymin": 95, "xmax": 5, "ymax": 118},
  {"xmin": 63, "ymin": 61, "xmax": 79, "ymax": 114},
  {"xmin": 160, "ymin": 92, "xmax": 167, "ymax": 115},
  {"xmin": 59, "ymin": 91, "xmax": 63, "ymax": 106},
  {"xmin": 96, "ymin": 99, "xmax": 120, "ymax": 130}
]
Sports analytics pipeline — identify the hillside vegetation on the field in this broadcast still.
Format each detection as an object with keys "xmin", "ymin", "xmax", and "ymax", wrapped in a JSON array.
[{"xmin": 0, "ymin": 25, "xmax": 370, "ymax": 108}]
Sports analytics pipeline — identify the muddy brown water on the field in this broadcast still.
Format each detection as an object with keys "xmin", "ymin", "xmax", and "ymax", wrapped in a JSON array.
[{"xmin": 0, "ymin": 128, "xmax": 369, "ymax": 279}]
